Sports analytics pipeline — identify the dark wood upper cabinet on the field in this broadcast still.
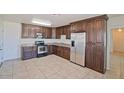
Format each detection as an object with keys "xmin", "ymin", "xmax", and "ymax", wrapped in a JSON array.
[
  {"xmin": 46, "ymin": 28, "xmax": 52, "ymax": 39},
  {"xmin": 56, "ymin": 28, "xmax": 62, "ymax": 39},
  {"xmin": 22, "ymin": 23, "xmax": 41, "ymax": 38},
  {"xmin": 22, "ymin": 23, "xmax": 52, "ymax": 39},
  {"xmin": 86, "ymin": 21, "xmax": 95, "ymax": 43},
  {"xmin": 95, "ymin": 19, "xmax": 106, "ymax": 43},
  {"xmin": 66, "ymin": 25, "xmax": 71, "ymax": 39},
  {"xmin": 56, "ymin": 25, "xmax": 71, "ymax": 39},
  {"xmin": 21, "ymin": 23, "xmax": 30, "ymax": 38}
]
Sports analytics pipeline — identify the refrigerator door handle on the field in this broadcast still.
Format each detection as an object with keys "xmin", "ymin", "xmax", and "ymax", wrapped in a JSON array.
[{"xmin": 71, "ymin": 41, "xmax": 75, "ymax": 47}]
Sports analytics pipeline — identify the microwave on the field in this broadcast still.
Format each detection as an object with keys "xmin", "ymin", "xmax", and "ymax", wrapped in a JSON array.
[{"xmin": 36, "ymin": 33, "xmax": 43, "ymax": 38}]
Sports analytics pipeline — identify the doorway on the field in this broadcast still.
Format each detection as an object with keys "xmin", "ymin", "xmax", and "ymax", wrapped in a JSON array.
[
  {"xmin": 0, "ymin": 19, "xmax": 4, "ymax": 67},
  {"xmin": 111, "ymin": 28, "xmax": 124, "ymax": 78}
]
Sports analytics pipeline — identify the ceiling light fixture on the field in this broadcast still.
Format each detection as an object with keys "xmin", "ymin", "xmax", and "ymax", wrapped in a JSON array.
[
  {"xmin": 118, "ymin": 28, "xmax": 122, "ymax": 32},
  {"xmin": 32, "ymin": 18, "xmax": 51, "ymax": 26}
]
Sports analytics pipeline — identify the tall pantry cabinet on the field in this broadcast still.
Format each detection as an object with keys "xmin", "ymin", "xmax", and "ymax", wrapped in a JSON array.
[
  {"xmin": 86, "ymin": 18, "xmax": 107, "ymax": 73},
  {"xmin": 71, "ymin": 15, "xmax": 108, "ymax": 73}
]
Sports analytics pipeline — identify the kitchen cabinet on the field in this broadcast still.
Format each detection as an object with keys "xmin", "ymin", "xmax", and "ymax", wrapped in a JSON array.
[
  {"xmin": 52, "ymin": 45, "xmax": 70, "ymax": 60},
  {"xmin": 52, "ymin": 45, "xmax": 57, "ymax": 54},
  {"xmin": 22, "ymin": 23, "xmax": 40, "ymax": 38},
  {"xmin": 71, "ymin": 21, "xmax": 83, "ymax": 32},
  {"xmin": 22, "ymin": 23, "xmax": 52, "ymax": 39},
  {"xmin": 40, "ymin": 27, "xmax": 52, "ymax": 39},
  {"xmin": 66, "ymin": 25, "xmax": 71, "ymax": 39},
  {"xmin": 63, "ymin": 47, "xmax": 70, "ymax": 60},
  {"xmin": 56, "ymin": 28, "xmax": 62, "ymax": 39},
  {"xmin": 21, "ymin": 46, "xmax": 37, "ymax": 60},
  {"xmin": 47, "ymin": 45, "xmax": 53, "ymax": 54},
  {"xmin": 45, "ymin": 28, "xmax": 52, "ymax": 39},
  {"xmin": 70, "ymin": 15, "xmax": 108, "ymax": 73},
  {"xmin": 85, "ymin": 18, "xmax": 107, "ymax": 73},
  {"xmin": 21, "ymin": 23, "xmax": 30, "ymax": 38},
  {"xmin": 56, "ymin": 25, "xmax": 71, "ymax": 39}
]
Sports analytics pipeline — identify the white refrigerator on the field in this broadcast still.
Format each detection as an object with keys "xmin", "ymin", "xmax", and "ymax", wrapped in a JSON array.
[{"xmin": 70, "ymin": 32, "xmax": 86, "ymax": 67}]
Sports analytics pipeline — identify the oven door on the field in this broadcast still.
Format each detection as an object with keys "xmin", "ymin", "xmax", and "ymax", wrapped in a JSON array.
[{"xmin": 37, "ymin": 46, "xmax": 47, "ymax": 54}]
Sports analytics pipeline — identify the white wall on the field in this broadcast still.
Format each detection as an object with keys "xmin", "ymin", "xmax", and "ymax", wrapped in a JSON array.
[
  {"xmin": 0, "ymin": 17, "xmax": 4, "ymax": 63},
  {"xmin": 3, "ymin": 21, "xmax": 21, "ymax": 61},
  {"xmin": 107, "ymin": 15, "xmax": 124, "ymax": 69},
  {"xmin": 112, "ymin": 30, "xmax": 124, "ymax": 52},
  {"xmin": 0, "ymin": 17, "xmax": 3, "ymax": 49}
]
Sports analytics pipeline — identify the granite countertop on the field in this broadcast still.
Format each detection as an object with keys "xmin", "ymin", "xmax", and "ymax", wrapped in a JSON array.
[
  {"xmin": 21, "ymin": 43, "xmax": 70, "ymax": 48},
  {"xmin": 21, "ymin": 44, "xmax": 36, "ymax": 47},
  {"xmin": 46, "ymin": 43, "xmax": 70, "ymax": 48}
]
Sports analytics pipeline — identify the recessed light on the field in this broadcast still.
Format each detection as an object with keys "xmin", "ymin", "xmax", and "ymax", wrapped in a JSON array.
[{"xmin": 118, "ymin": 28, "xmax": 122, "ymax": 32}]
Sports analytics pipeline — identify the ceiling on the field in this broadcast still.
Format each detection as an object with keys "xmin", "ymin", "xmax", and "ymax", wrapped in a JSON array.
[{"xmin": 0, "ymin": 14, "xmax": 123, "ymax": 27}]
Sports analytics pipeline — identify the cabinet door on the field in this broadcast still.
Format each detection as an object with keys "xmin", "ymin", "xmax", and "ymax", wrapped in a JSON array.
[
  {"xmin": 46, "ymin": 28, "xmax": 52, "ymax": 39},
  {"xmin": 70, "ymin": 24, "xmax": 75, "ymax": 33},
  {"xmin": 22, "ymin": 24, "xmax": 29, "ymax": 38},
  {"xmin": 94, "ymin": 43, "xmax": 104, "ymax": 73},
  {"xmin": 28, "ymin": 25, "xmax": 35, "ymax": 38},
  {"xmin": 62, "ymin": 27, "xmax": 66, "ymax": 35},
  {"xmin": 60, "ymin": 47, "xmax": 64, "ymax": 57},
  {"xmin": 85, "ymin": 43, "xmax": 94, "ymax": 69},
  {"xmin": 94, "ymin": 20, "xmax": 105, "ymax": 43},
  {"xmin": 56, "ymin": 28, "xmax": 61, "ymax": 39},
  {"xmin": 32, "ymin": 46, "xmax": 37, "ymax": 58},
  {"xmin": 57, "ymin": 46, "xmax": 61, "ymax": 56},
  {"xmin": 86, "ymin": 21, "xmax": 95, "ymax": 43},
  {"xmin": 22, "ymin": 46, "xmax": 37, "ymax": 60},
  {"xmin": 22, "ymin": 24, "xmax": 40, "ymax": 38},
  {"xmin": 63, "ymin": 47, "xmax": 70, "ymax": 60},
  {"xmin": 53, "ymin": 45, "xmax": 57, "ymax": 55},
  {"xmin": 22, "ymin": 47, "xmax": 32, "ymax": 60},
  {"xmin": 33, "ymin": 25, "xmax": 41, "ymax": 38},
  {"xmin": 42, "ymin": 27, "xmax": 46, "ymax": 38},
  {"xmin": 66, "ymin": 25, "xmax": 70, "ymax": 39},
  {"xmin": 47, "ymin": 45, "xmax": 53, "ymax": 54}
]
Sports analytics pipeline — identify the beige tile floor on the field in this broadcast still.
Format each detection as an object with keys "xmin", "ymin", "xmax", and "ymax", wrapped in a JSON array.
[{"xmin": 0, "ymin": 54, "xmax": 123, "ymax": 79}]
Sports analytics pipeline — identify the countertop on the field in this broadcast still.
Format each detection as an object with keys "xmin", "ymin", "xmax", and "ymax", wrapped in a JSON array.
[
  {"xmin": 21, "ymin": 43, "xmax": 70, "ymax": 48},
  {"xmin": 21, "ymin": 44, "xmax": 36, "ymax": 47},
  {"xmin": 46, "ymin": 43, "xmax": 70, "ymax": 48}
]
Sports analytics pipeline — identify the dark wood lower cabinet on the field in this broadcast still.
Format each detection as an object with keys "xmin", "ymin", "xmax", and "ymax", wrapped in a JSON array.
[
  {"xmin": 94, "ymin": 43, "xmax": 105, "ymax": 73},
  {"xmin": 21, "ymin": 46, "xmax": 37, "ymax": 60},
  {"xmin": 47, "ymin": 45, "xmax": 53, "ymax": 54},
  {"xmin": 49, "ymin": 45, "xmax": 70, "ymax": 60},
  {"xmin": 63, "ymin": 47, "xmax": 70, "ymax": 60},
  {"xmin": 85, "ymin": 43, "xmax": 94, "ymax": 69},
  {"xmin": 86, "ymin": 43, "xmax": 105, "ymax": 73}
]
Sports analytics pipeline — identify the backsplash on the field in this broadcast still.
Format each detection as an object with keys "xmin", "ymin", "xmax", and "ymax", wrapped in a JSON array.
[{"xmin": 21, "ymin": 38, "xmax": 71, "ymax": 45}]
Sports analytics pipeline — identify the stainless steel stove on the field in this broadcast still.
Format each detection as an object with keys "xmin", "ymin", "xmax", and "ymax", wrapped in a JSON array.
[{"xmin": 35, "ymin": 41, "xmax": 48, "ymax": 57}]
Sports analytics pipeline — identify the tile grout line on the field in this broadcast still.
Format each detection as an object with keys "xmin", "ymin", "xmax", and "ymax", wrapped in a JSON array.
[{"xmin": 34, "ymin": 63, "xmax": 48, "ymax": 79}]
